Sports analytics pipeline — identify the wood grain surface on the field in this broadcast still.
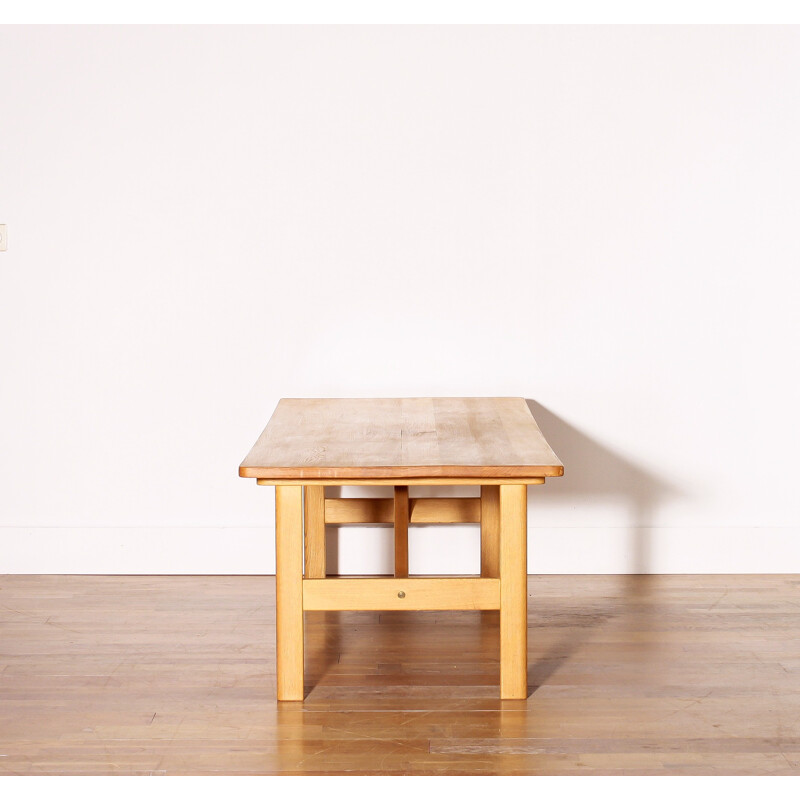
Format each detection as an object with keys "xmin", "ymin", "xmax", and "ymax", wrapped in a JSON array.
[
  {"xmin": 3, "ymin": 575, "xmax": 800, "ymax": 774},
  {"xmin": 239, "ymin": 398, "xmax": 564, "ymax": 480}
]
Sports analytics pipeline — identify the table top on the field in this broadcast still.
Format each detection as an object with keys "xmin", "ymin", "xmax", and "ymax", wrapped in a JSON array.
[{"xmin": 239, "ymin": 397, "xmax": 563, "ymax": 482}]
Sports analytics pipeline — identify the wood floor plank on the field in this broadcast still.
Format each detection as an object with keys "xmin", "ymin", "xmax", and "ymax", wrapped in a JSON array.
[{"xmin": 1, "ymin": 574, "xmax": 800, "ymax": 774}]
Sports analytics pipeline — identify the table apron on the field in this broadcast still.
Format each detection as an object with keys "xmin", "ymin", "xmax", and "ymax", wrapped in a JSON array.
[{"xmin": 257, "ymin": 477, "xmax": 545, "ymax": 486}]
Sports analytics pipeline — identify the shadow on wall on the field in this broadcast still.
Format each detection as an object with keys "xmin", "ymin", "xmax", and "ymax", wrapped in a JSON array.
[
  {"xmin": 525, "ymin": 399, "xmax": 682, "ymax": 575},
  {"xmin": 325, "ymin": 400, "xmax": 681, "ymax": 576}
]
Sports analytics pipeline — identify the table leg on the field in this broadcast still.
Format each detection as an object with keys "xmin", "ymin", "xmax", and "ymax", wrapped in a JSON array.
[
  {"xmin": 394, "ymin": 485, "xmax": 409, "ymax": 578},
  {"xmin": 275, "ymin": 485, "xmax": 304, "ymax": 701},
  {"xmin": 499, "ymin": 483, "xmax": 528, "ymax": 699},
  {"xmin": 480, "ymin": 485, "xmax": 500, "ymax": 577},
  {"xmin": 304, "ymin": 486, "xmax": 326, "ymax": 579}
]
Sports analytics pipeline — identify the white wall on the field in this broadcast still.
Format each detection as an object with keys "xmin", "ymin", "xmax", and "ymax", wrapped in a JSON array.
[{"xmin": 2, "ymin": 25, "xmax": 799, "ymax": 574}]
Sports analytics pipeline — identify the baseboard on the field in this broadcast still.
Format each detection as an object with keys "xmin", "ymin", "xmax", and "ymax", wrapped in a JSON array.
[{"xmin": 2, "ymin": 525, "xmax": 799, "ymax": 574}]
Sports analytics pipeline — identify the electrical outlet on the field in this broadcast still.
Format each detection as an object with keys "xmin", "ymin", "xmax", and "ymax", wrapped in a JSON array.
[{"xmin": 0, "ymin": 225, "xmax": 6, "ymax": 251}]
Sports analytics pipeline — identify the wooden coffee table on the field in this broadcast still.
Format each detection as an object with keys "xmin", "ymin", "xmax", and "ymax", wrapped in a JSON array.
[{"xmin": 239, "ymin": 397, "xmax": 563, "ymax": 700}]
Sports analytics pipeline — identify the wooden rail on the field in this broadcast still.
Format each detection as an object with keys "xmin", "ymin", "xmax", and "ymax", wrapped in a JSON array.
[
  {"xmin": 302, "ymin": 577, "xmax": 500, "ymax": 611},
  {"xmin": 324, "ymin": 497, "xmax": 482, "ymax": 525}
]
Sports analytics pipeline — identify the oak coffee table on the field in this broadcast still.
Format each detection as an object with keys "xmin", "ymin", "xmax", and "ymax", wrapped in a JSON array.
[{"xmin": 239, "ymin": 397, "xmax": 563, "ymax": 700}]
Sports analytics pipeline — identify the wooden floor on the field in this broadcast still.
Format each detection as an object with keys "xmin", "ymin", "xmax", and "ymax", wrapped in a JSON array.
[{"xmin": 1, "ymin": 574, "xmax": 800, "ymax": 775}]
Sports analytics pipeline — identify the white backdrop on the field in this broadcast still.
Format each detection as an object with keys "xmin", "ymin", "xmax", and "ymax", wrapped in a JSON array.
[{"xmin": 2, "ymin": 25, "xmax": 799, "ymax": 574}]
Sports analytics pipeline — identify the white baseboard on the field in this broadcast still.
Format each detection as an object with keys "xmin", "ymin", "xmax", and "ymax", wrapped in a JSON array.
[{"xmin": 2, "ymin": 525, "xmax": 799, "ymax": 574}]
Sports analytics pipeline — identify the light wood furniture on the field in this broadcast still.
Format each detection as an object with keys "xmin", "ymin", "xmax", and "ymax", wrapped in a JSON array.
[
  {"xmin": 3, "ymin": 574, "xmax": 800, "ymax": 775},
  {"xmin": 240, "ymin": 397, "xmax": 563, "ymax": 700}
]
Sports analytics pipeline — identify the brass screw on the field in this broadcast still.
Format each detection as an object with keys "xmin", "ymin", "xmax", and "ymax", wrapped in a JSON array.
[{"xmin": 397, "ymin": 591, "xmax": 406, "ymax": 598}]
